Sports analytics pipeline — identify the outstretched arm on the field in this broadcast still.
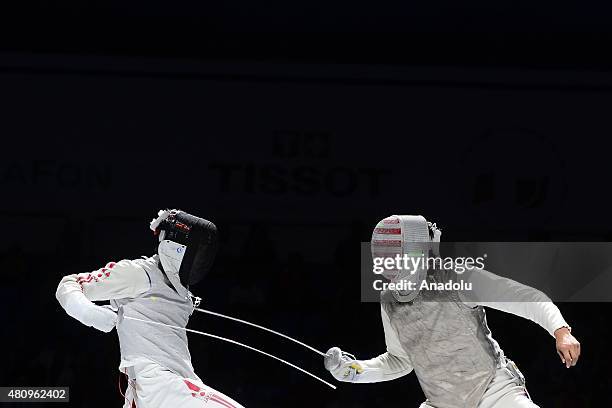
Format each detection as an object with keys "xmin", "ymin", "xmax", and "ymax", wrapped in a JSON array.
[
  {"xmin": 325, "ymin": 348, "xmax": 412, "ymax": 383},
  {"xmin": 324, "ymin": 306, "xmax": 412, "ymax": 383},
  {"xmin": 56, "ymin": 259, "xmax": 151, "ymax": 332},
  {"xmin": 460, "ymin": 268, "xmax": 581, "ymax": 367}
]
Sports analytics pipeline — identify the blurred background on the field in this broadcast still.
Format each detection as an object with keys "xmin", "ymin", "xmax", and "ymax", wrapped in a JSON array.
[{"xmin": 1, "ymin": 3, "xmax": 612, "ymax": 406}]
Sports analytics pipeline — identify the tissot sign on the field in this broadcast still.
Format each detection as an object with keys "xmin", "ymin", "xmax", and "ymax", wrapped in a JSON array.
[{"xmin": 1, "ymin": 56, "xmax": 610, "ymax": 229}]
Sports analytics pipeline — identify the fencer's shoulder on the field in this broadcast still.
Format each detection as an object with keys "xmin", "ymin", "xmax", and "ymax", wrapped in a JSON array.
[
  {"xmin": 459, "ymin": 267, "xmax": 492, "ymax": 279},
  {"xmin": 110, "ymin": 256, "xmax": 157, "ymax": 273},
  {"xmin": 128, "ymin": 255, "xmax": 160, "ymax": 271},
  {"xmin": 463, "ymin": 268, "xmax": 517, "ymax": 284}
]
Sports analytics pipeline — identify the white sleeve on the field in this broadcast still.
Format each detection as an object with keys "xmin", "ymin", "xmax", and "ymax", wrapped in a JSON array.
[
  {"xmin": 345, "ymin": 306, "xmax": 412, "ymax": 383},
  {"xmin": 381, "ymin": 304, "xmax": 411, "ymax": 359},
  {"xmin": 459, "ymin": 269, "xmax": 570, "ymax": 337},
  {"xmin": 350, "ymin": 352, "xmax": 413, "ymax": 383},
  {"xmin": 56, "ymin": 259, "xmax": 151, "ymax": 303},
  {"xmin": 56, "ymin": 259, "xmax": 151, "ymax": 327}
]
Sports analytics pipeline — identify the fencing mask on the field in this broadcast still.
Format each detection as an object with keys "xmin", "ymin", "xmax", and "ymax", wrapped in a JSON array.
[
  {"xmin": 371, "ymin": 215, "xmax": 441, "ymax": 302},
  {"xmin": 150, "ymin": 209, "xmax": 218, "ymax": 297}
]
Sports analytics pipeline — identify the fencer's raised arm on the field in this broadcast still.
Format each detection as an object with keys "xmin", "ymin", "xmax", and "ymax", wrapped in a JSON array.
[
  {"xmin": 459, "ymin": 268, "xmax": 570, "ymax": 336},
  {"xmin": 57, "ymin": 259, "xmax": 151, "ymax": 301},
  {"xmin": 324, "ymin": 306, "xmax": 413, "ymax": 383},
  {"xmin": 55, "ymin": 259, "xmax": 151, "ymax": 332}
]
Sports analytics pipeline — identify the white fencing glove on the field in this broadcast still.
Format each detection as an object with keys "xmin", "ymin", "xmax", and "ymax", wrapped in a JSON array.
[
  {"xmin": 63, "ymin": 294, "xmax": 118, "ymax": 333},
  {"xmin": 84, "ymin": 304, "xmax": 118, "ymax": 333},
  {"xmin": 324, "ymin": 347, "xmax": 364, "ymax": 382}
]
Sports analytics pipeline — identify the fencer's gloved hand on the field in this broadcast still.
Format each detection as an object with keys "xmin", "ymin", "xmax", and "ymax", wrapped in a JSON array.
[
  {"xmin": 56, "ymin": 276, "xmax": 120, "ymax": 333},
  {"xmin": 324, "ymin": 347, "xmax": 364, "ymax": 382},
  {"xmin": 82, "ymin": 304, "xmax": 118, "ymax": 333}
]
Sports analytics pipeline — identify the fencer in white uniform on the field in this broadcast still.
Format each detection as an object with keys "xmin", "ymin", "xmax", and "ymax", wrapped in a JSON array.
[
  {"xmin": 325, "ymin": 215, "xmax": 581, "ymax": 408},
  {"xmin": 56, "ymin": 209, "xmax": 245, "ymax": 408}
]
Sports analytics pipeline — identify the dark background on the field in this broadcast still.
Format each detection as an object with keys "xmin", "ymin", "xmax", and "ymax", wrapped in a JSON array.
[{"xmin": 1, "ymin": 3, "xmax": 612, "ymax": 407}]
